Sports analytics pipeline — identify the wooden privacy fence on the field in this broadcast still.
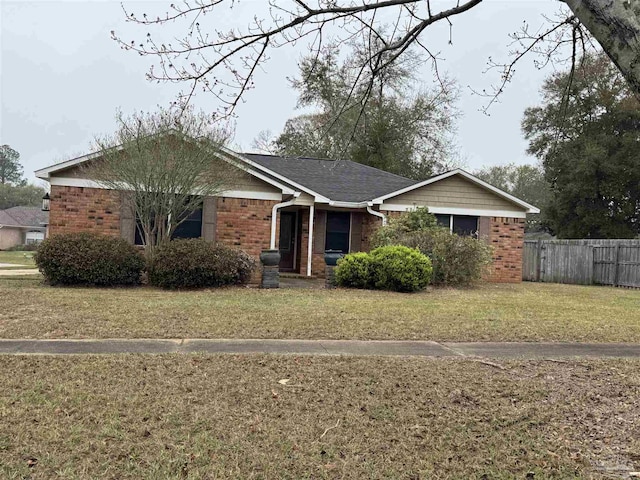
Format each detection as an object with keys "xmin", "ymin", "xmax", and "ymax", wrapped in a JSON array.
[{"xmin": 523, "ymin": 239, "xmax": 640, "ymax": 288}]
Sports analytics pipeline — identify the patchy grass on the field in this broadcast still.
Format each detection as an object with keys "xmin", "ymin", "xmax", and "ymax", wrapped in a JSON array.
[
  {"xmin": 0, "ymin": 356, "xmax": 638, "ymax": 479},
  {"xmin": 0, "ymin": 251, "xmax": 36, "ymax": 268},
  {"xmin": 1, "ymin": 279, "xmax": 639, "ymax": 342}
]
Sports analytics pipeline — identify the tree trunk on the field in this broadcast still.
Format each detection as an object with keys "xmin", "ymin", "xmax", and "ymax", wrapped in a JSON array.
[{"xmin": 564, "ymin": 0, "xmax": 640, "ymax": 96}]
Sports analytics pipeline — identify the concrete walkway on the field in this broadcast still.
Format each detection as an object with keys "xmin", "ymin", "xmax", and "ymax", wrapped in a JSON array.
[
  {"xmin": 0, "ymin": 269, "xmax": 41, "ymax": 276},
  {"xmin": 1, "ymin": 339, "xmax": 640, "ymax": 358}
]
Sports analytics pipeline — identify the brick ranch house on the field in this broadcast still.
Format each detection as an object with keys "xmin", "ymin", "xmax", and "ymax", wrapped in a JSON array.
[{"xmin": 35, "ymin": 146, "xmax": 539, "ymax": 283}]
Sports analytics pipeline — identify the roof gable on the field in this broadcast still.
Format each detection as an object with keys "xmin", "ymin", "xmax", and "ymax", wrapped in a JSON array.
[{"xmin": 373, "ymin": 169, "xmax": 539, "ymax": 213}]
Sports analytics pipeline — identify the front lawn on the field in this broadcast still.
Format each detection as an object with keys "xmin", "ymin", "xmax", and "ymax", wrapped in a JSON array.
[
  {"xmin": 0, "ymin": 355, "xmax": 637, "ymax": 478},
  {"xmin": 0, "ymin": 251, "xmax": 36, "ymax": 267},
  {"xmin": 1, "ymin": 279, "xmax": 639, "ymax": 342}
]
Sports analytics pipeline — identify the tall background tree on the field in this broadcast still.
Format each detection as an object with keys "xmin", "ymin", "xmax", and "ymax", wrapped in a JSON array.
[
  {"xmin": 0, "ymin": 145, "xmax": 47, "ymax": 210},
  {"xmin": 0, "ymin": 145, "xmax": 23, "ymax": 185},
  {"xmin": 0, "ymin": 184, "xmax": 46, "ymax": 210},
  {"xmin": 523, "ymin": 53, "xmax": 640, "ymax": 238},
  {"xmin": 113, "ymin": 1, "xmax": 640, "ymax": 118},
  {"xmin": 87, "ymin": 107, "xmax": 239, "ymax": 258},
  {"xmin": 256, "ymin": 47, "xmax": 459, "ymax": 179},
  {"xmin": 474, "ymin": 163, "xmax": 550, "ymax": 232}
]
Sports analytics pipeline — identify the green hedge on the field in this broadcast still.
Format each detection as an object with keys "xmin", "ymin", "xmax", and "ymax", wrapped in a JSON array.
[
  {"xmin": 335, "ymin": 246, "xmax": 432, "ymax": 293},
  {"xmin": 369, "ymin": 245, "xmax": 432, "ymax": 292},
  {"xmin": 35, "ymin": 232, "xmax": 144, "ymax": 286},
  {"xmin": 334, "ymin": 252, "xmax": 371, "ymax": 289},
  {"xmin": 147, "ymin": 238, "xmax": 256, "ymax": 289}
]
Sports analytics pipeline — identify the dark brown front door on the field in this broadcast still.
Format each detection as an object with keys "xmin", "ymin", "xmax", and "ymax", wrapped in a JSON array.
[{"xmin": 279, "ymin": 211, "xmax": 297, "ymax": 271}]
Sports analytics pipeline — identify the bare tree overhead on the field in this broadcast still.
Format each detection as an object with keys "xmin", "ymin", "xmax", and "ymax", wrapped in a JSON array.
[{"xmin": 112, "ymin": 0, "xmax": 640, "ymax": 118}]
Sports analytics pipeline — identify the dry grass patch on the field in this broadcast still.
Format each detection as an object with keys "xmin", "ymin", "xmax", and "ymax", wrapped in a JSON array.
[
  {"xmin": 1, "ymin": 279, "xmax": 639, "ymax": 342},
  {"xmin": 0, "ymin": 356, "xmax": 638, "ymax": 479}
]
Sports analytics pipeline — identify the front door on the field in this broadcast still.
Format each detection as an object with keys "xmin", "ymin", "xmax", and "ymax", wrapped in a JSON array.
[{"xmin": 278, "ymin": 211, "xmax": 297, "ymax": 271}]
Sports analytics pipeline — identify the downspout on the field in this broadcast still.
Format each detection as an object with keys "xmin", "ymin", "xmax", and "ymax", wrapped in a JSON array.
[
  {"xmin": 367, "ymin": 203, "xmax": 387, "ymax": 226},
  {"xmin": 270, "ymin": 192, "xmax": 301, "ymax": 249},
  {"xmin": 307, "ymin": 204, "xmax": 314, "ymax": 277}
]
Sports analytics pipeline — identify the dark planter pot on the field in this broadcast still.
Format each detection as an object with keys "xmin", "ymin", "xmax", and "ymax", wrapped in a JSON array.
[
  {"xmin": 324, "ymin": 250, "xmax": 344, "ymax": 266},
  {"xmin": 260, "ymin": 249, "xmax": 281, "ymax": 266}
]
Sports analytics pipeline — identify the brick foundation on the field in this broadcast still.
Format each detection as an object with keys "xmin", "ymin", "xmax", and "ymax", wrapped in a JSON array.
[
  {"xmin": 48, "ymin": 186, "xmax": 121, "ymax": 237},
  {"xmin": 487, "ymin": 217, "xmax": 524, "ymax": 283}
]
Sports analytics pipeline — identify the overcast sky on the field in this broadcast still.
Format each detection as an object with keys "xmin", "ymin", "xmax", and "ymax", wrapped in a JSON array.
[{"xmin": 1, "ymin": 0, "xmax": 569, "ymax": 185}]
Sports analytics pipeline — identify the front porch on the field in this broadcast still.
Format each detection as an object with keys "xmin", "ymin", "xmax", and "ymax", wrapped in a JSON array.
[{"xmin": 273, "ymin": 205, "xmax": 383, "ymax": 278}]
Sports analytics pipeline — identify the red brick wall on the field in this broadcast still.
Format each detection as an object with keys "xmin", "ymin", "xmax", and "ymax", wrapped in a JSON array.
[
  {"xmin": 48, "ymin": 186, "xmax": 121, "ymax": 237},
  {"xmin": 487, "ymin": 217, "xmax": 525, "ymax": 283},
  {"xmin": 215, "ymin": 197, "xmax": 279, "ymax": 284},
  {"xmin": 361, "ymin": 213, "xmax": 383, "ymax": 252},
  {"xmin": 215, "ymin": 197, "xmax": 278, "ymax": 258}
]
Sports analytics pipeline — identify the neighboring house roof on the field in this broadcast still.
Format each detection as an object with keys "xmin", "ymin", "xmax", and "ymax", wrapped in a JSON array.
[
  {"xmin": 0, "ymin": 206, "xmax": 49, "ymax": 228},
  {"xmin": 243, "ymin": 153, "xmax": 418, "ymax": 203}
]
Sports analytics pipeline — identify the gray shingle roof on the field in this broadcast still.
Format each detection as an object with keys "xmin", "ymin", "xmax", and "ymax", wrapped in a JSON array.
[
  {"xmin": 243, "ymin": 154, "xmax": 418, "ymax": 203},
  {"xmin": 0, "ymin": 206, "xmax": 48, "ymax": 227}
]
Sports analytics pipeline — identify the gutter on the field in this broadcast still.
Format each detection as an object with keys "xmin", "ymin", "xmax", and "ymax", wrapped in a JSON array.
[
  {"xmin": 366, "ymin": 203, "xmax": 387, "ymax": 226},
  {"xmin": 327, "ymin": 199, "xmax": 388, "ymax": 226},
  {"xmin": 270, "ymin": 192, "xmax": 301, "ymax": 249}
]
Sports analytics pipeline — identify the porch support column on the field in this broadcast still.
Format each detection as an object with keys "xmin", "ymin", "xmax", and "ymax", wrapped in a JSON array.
[
  {"xmin": 307, "ymin": 204, "xmax": 314, "ymax": 277},
  {"xmin": 270, "ymin": 193, "xmax": 301, "ymax": 249}
]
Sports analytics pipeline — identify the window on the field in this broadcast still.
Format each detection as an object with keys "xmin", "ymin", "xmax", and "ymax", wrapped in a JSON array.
[
  {"xmin": 453, "ymin": 215, "xmax": 479, "ymax": 236},
  {"xmin": 435, "ymin": 214, "xmax": 479, "ymax": 237},
  {"xmin": 134, "ymin": 198, "xmax": 203, "ymax": 245},
  {"xmin": 25, "ymin": 231, "xmax": 45, "ymax": 245},
  {"xmin": 435, "ymin": 214, "xmax": 451, "ymax": 229},
  {"xmin": 172, "ymin": 205, "xmax": 203, "ymax": 239},
  {"xmin": 325, "ymin": 211, "xmax": 351, "ymax": 253}
]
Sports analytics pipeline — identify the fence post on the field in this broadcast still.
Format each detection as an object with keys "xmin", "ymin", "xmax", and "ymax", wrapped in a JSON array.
[
  {"xmin": 589, "ymin": 246, "xmax": 595, "ymax": 285},
  {"xmin": 536, "ymin": 239, "xmax": 543, "ymax": 282},
  {"xmin": 613, "ymin": 243, "xmax": 621, "ymax": 287}
]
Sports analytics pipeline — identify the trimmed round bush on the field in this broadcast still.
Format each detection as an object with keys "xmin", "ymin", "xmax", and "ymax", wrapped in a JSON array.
[
  {"xmin": 335, "ymin": 252, "xmax": 372, "ymax": 289},
  {"xmin": 35, "ymin": 232, "xmax": 144, "ymax": 286},
  {"xmin": 369, "ymin": 245, "xmax": 432, "ymax": 293},
  {"xmin": 147, "ymin": 238, "xmax": 256, "ymax": 289}
]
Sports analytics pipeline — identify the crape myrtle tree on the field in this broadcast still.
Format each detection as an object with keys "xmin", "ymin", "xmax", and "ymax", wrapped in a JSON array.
[
  {"xmin": 260, "ymin": 47, "xmax": 459, "ymax": 179},
  {"xmin": 112, "ymin": 1, "xmax": 640, "ymax": 120},
  {"xmin": 86, "ymin": 107, "xmax": 240, "ymax": 259},
  {"xmin": 523, "ymin": 53, "xmax": 640, "ymax": 238}
]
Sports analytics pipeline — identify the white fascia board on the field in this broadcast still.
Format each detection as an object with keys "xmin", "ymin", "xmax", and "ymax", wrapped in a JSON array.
[
  {"xmin": 220, "ymin": 147, "xmax": 332, "ymax": 203},
  {"xmin": 379, "ymin": 204, "xmax": 528, "ymax": 219},
  {"xmin": 35, "ymin": 149, "xmax": 112, "ymax": 180},
  {"xmin": 220, "ymin": 190, "xmax": 282, "ymax": 201},
  {"xmin": 328, "ymin": 201, "xmax": 370, "ymax": 209},
  {"xmin": 48, "ymin": 177, "xmax": 283, "ymax": 201},
  {"xmin": 372, "ymin": 169, "xmax": 540, "ymax": 214}
]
